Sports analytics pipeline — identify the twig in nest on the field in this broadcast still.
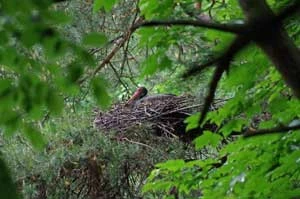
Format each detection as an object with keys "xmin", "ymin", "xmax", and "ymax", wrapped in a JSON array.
[{"xmin": 94, "ymin": 95, "xmax": 201, "ymax": 136}]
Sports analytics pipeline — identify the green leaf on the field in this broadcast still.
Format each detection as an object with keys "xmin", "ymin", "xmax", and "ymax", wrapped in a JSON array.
[
  {"xmin": 141, "ymin": 53, "xmax": 159, "ymax": 76},
  {"xmin": 140, "ymin": 50, "xmax": 172, "ymax": 77},
  {"xmin": 43, "ymin": 37, "xmax": 65, "ymax": 59},
  {"xmin": 139, "ymin": 0, "xmax": 159, "ymax": 19},
  {"xmin": 0, "ymin": 80, "xmax": 15, "ymax": 110},
  {"xmin": 0, "ymin": 157, "xmax": 19, "ymax": 199},
  {"xmin": 93, "ymin": 0, "xmax": 119, "ymax": 13},
  {"xmin": 156, "ymin": 159, "xmax": 185, "ymax": 172},
  {"xmin": 67, "ymin": 63, "xmax": 84, "ymax": 83},
  {"xmin": 46, "ymin": 10, "xmax": 72, "ymax": 25},
  {"xmin": 184, "ymin": 112, "xmax": 200, "ymax": 131},
  {"xmin": 21, "ymin": 27, "xmax": 39, "ymax": 47},
  {"xmin": 46, "ymin": 89, "xmax": 64, "ymax": 115},
  {"xmin": 82, "ymin": 32, "xmax": 108, "ymax": 47},
  {"xmin": 139, "ymin": 0, "xmax": 173, "ymax": 19},
  {"xmin": 259, "ymin": 120, "xmax": 276, "ymax": 129},
  {"xmin": 92, "ymin": 77, "xmax": 111, "ymax": 109},
  {"xmin": 143, "ymin": 180, "xmax": 173, "ymax": 193},
  {"xmin": 24, "ymin": 124, "xmax": 46, "ymax": 150},
  {"xmin": 93, "ymin": 0, "xmax": 102, "ymax": 12},
  {"xmin": 220, "ymin": 119, "xmax": 246, "ymax": 137},
  {"xmin": 193, "ymin": 131, "xmax": 222, "ymax": 150}
]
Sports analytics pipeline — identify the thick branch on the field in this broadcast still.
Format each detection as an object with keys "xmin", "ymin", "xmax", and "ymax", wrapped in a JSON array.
[
  {"xmin": 239, "ymin": 0, "xmax": 300, "ymax": 98},
  {"xmin": 132, "ymin": 20, "xmax": 245, "ymax": 34},
  {"xmin": 244, "ymin": 124, "xmax": 300, "ymax": 137}
]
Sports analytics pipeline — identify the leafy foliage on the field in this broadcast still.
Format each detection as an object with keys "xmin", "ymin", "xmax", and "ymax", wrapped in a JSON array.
[
  {"xmin": 0, "ymin": 0, "xmax": 112, "ymax": 197},
  {"xmin": 0, "ymin": 0, "xmax": 103, "ymax": 138},
  {"xmin": 1, "ymin": 107, "xmax": 200, "ymax": 199},
  {"xmin": 136, "ymin": 0, "xmax": 300, "ymax": 198},
  {"xmin": 0, "ymin": 0, "xmax": 299, "ymax": 198},
  {"xmin": 0, "ymin": 158, "xmax": 19, "ymax": 199}
]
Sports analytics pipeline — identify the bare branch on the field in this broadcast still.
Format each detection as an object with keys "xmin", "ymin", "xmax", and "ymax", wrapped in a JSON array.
[
  {"xmin": 198, "ymin": 63, "xmax": 226, "ymax": 126},
  {"xmin": 119, "ymin": 137, "xmax": 156, "ymax": 151},
  {"xmin": 108, "ymin": 62, "xmax": 129, "ymax": 92},
  {"xmin": 197, "ymin": 36, "xmax": 250, "ymax": 126},
  {"xmin": 78, "ymin": 18, "xmax": 142, "ymax": 85},
  {"xmin": 78, "ymin": 31, "xmax": 131, "ymax": 85},
  {"xmin": 244, "ymin": 124, "xmax": 300, "ymax": 137}
]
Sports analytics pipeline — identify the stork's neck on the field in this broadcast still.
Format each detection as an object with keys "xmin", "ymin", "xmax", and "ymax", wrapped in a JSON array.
[{"xmin": 126, "ymin": 87, "xmax": 148, "ymax": 106}]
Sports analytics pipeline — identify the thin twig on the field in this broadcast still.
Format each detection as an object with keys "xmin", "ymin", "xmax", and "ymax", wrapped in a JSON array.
[
  {"xmin": 78, "ymin": 17, "xmax": 142, "ymax": 85},
  {"xmin": 120, "ymin": 137, "xmax": 156, "ymax": 150},
  {"xmin": 108, "ymin": 61, "xmax": 129, "ymax": 92}
]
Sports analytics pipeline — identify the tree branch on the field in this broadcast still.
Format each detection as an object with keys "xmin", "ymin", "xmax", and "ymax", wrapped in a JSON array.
[
  {"xmin": 198, "ymin": 63, "xmax": 226, "ymax": 126},
  {"xmin": 275, "ymin": 0, "xmax": 300, "ymax": 22},
  {"xmin": 132, "ymin": 20, "xmax": 245, "ymax": 34},
  {"xmin": 181, "ymin": 36, "xmax": 249, "ymax": 78},
  {"xmin": 127, "ymin": 1, "xmax": 300, "ymax": 136},
  {"xmin": 244, "ymin": 123, "xmax": 300, "ymax": 137},
  {"xmin": 182, "ymin": 57, "xmax": 220, "ymax": 78},
  {"xmin": 108, "ymin": 61, "xmax": 129, "ymax": 92},
  {"xmin": 239, "ymin": 0, "xmax": 300, "ymax": 98},
  {"xmin": 78, "ymin": 18, "xmax": 142, "ymax": 85},
  {"xmin": 191, "ymin": 36, "xmax": 250, "ymax": 126},
  {"xmin": 182, "ymin": 1, "xmax": 300, "ymax": 79},
  {"xmin": 78, "ymin": 31, "xmax": 131, "ymax": 84}
]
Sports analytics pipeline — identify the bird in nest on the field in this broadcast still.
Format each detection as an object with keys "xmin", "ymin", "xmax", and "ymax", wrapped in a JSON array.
[{"xmin": 125, "ymin": 87, "xmax": 176, "ymax": 108}]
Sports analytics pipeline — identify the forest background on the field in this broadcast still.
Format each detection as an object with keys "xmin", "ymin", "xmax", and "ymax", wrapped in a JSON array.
[{"xmin": 0, "ymin": 0, "xmax": 299, "ymax": 198}]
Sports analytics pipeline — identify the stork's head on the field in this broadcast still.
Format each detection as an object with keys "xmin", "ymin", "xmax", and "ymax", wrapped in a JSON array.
[
  {"xmin": 135, "ymin": 87, "xmax": 148, "ymax": 99},
  {"xmin": 126, "ymin": 87, "xmax": 148, "ymax": 105}
]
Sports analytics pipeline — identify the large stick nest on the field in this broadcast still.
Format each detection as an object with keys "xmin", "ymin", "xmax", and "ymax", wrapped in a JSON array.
[{"xmin": 94, "ymin": 95, "xmax": 204, "ymax": 137}]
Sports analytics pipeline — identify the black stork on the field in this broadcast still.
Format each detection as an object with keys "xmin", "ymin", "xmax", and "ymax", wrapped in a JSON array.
[
  {"xmin": 125, "ymin": 87, "xmax": 177, "ymax": 107},
  {"xmin": 125, "ymin": 87, "xmax": 148, "ymax": 106}
]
